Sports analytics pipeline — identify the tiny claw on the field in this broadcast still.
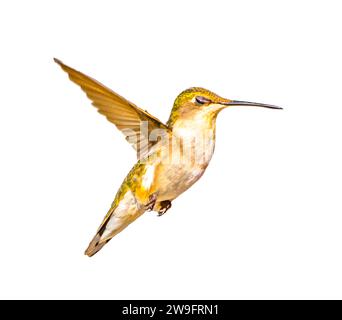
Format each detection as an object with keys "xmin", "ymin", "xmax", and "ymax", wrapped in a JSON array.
[
  {"xmin": 157, "ymin": 200, "xmax": 172, "ymax": 216},
  {"xmin": 158, "ymin": 208, "xmax": 167, "ymax": 216},
  {"xmin": 145, "ymin": 193, "xmax": 157, "ymax": 211}
]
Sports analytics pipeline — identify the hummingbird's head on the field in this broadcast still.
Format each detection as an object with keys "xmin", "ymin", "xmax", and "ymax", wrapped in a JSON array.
[{"xmin": 167, "ymin": 87, "xmax": 282, "ymax": 127}]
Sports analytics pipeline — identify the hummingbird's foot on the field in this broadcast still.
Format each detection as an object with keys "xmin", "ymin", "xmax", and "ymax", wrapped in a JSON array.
[
  {"xmin": 158, "ymin": 200, "xmax": 172, "ymax": 216},
  {"xmin": 145, "ymin": 193, "xmax": 157, "ymax": 211}
]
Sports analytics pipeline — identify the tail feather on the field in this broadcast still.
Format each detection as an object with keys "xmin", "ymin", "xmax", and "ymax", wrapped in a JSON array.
[
  {"xmin": 84, "ymin": 190, "xmax": 145, "ymax": 257},
  {"xmin": 85, "ymin": 233, "xmax": 109, "ymax": 257}
]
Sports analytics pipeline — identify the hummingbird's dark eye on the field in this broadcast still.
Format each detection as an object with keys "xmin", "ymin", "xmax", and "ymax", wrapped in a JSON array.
[{"xmin": 195, "ymin": 96, "xmax": 211, "ymax": 105}]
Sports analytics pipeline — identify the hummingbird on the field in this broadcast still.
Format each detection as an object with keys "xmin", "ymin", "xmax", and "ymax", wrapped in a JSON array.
[{"xmin": 54, "ymin": 58, "xmax": 282, "ymax": 257}]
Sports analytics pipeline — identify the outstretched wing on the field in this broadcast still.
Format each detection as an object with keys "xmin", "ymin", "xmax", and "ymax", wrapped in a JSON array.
[{"xmin": 54, "ymin": 58, "xmax": 169, "ymax": 159}]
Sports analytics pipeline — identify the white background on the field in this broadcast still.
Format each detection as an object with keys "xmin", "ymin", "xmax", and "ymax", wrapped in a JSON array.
[{"xmin": 0, "ymin": 0, "xmax": 341, "ymax": 299}]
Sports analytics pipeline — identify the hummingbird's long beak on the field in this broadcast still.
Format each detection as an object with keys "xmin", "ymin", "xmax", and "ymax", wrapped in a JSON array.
[{"xmin": 222, "ymin": 100, "xmax": 282, "ymax": 110}]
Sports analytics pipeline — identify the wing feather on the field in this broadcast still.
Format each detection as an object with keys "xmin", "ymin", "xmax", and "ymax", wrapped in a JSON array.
[{"xmin": 54, "ymin": 58, "xmax": 169, "ymax": 159}]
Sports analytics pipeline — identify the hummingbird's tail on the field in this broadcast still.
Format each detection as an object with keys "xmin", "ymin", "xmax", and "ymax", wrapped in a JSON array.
[{"xmin": 85, "ymin": 189, "xmax": 145, "ymax": 257}]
